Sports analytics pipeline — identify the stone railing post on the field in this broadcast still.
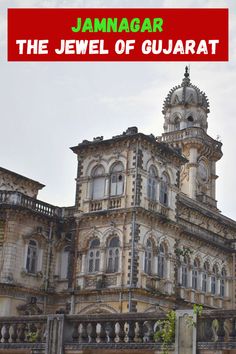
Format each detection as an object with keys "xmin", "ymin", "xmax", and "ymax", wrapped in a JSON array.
[
  {"xmin": 45, "ymin": 314, "xmax": 64, "ymax": 354},
  {"xmin": 175, "ymin": 310, "xmax": 196, "ymax": 354}
]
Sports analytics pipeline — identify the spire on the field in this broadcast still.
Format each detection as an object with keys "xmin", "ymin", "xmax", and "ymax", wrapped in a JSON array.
[
  {"xmin": 181, "ymin": 66, "xmax": 191, "ymax": 87},
  {"xmin": 185, "ymin": 66, "xmax": 189, "ymax": 78}
]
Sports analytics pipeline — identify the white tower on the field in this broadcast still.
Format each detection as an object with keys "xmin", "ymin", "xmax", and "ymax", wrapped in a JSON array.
[{"xmin": 162, "ymin": 67, "xmax": 222, "ymax": 210}]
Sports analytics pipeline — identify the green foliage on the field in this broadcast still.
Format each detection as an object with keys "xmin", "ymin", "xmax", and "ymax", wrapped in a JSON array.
[
  {"xmin": 186, "ymin": 304, "xmax": 203, "ymax": 328},
  {"xmin": 27, "ymin": 331, "xmax": 38, "ymax": 343},
  {"xmin": 154, "ymin": 310, "xmax": 176, "ymax": 354},
  {"xmin": 193, "ymin": 304, "xmax": 203, "ymax": 316},
  {"xmin": 175, "ymin": 246, "xmax": 193, "ymax": 258},
  {"xmin": 154, "ymin": 305, "xmax": 203, "ymax": 354}
]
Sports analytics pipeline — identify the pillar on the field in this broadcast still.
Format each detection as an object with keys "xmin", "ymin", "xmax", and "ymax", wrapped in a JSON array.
[{"xmin": 188, "ymin": 147, "xmax": 198, "ymax": 199}]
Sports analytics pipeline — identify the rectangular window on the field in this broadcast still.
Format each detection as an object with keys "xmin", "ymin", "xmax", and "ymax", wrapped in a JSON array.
[
  {"xmin": 158, "ymin": 256, "xmax": 165, "ymax": 278},
  {"xmin": 116, "ymin": 179, "xmax": 123, "ymax": 195},
  {"xmin": 182, "ymin": 266, "xmax": 188, "ymax": 287},
  {"xmin": 89, "ymin": 259, "xmax": 94, "ymax": 273},
  {"xmin": 192, "ymin": 270, "xmax": 198, "ymax": 290},
  {"xmin": 95, "ymin": 258, "xmax": 100, "ymax": 272},
  {"xmin": 220, "ymin": 280, "xmax": 225, "ymax": 297},
  {"xmin": 60, "ymin": 251, "xmax": 69, "ymax": 279},
  {"xmin": 211, "ymin": 276, "xmax": 216, "ymax": 294},
  {"xmin": 107, "ymin": 257, "xmax": 113, "ymax": 273},
  {"xmin": 93, "ymin": 177, "xmax": 105, "ymax": 199},
  {"xmin": 202, "ymin": 273, "xmax": 207, "ymax": 292},
  {"xmin": 26, "ymin": 244, "xmax": 37, "ymax": 274},
  {"xmin": 114, "ymin": 256, "xmax": 119, "ymax": 273}
]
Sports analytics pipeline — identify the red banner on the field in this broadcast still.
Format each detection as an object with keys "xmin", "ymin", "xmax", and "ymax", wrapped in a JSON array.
[{"xmin": 8, "ymin": 8, "xmax": 228, "ymax": 62}]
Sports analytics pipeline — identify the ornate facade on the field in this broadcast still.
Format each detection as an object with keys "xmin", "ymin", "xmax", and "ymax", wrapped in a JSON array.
[{"xmin": 0, "ymin": 68, "xmax": 236, "ymax": 317}]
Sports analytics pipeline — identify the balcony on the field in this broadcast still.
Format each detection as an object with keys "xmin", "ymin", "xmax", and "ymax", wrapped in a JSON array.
[
  {"xmin": 147, "ymin": 200, "xmax": 169, "ymax": 218},
  {"xmin": 89, "ymin": 200, "xmax": 103, "ymax": 212},
  {"xmin": 87, "ymin": 197, "xmax": 124, "ymax": 213},
  {"xmin": 196, "ymin": 194, "xmax": 217, "ymax": 209},
  {"xmin": 162, "ymin": 127, "xmax": 222, "ymax": 150},
  {"xmin": 0, "ymin": 191, "xmax": 60, "ymax": 217}
]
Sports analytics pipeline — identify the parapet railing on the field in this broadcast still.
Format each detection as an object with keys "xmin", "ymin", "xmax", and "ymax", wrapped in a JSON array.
[
  {"xmin": 1, "ymin": 310, "xmax": 236, "ymax": 353},
  {"xmin": 162, "ymin": 127, "xmax": 222, "ymax": 149},
  {"xmin": 64, "ymin": 312, "xmax": 168, "ymax": 350},
  {"xmin": 0, "ymin": 190, "xmax": 61, "ymax": 217},
  {"xmin": 197, "ymin": 309, "xmax": 236, "ymax": 351},
  {"xmin": 0, "ymin": 313, "xmax": 169, "ymax": 353},
  {"xmin": 0, "ymin": 315, "xmax": 47, "ymax": 351}
]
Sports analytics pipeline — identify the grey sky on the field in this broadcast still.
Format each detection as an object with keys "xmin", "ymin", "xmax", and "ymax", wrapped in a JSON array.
[{"xmin": 0, "ymin": 0, "xmax": 235, "ymax": 220}]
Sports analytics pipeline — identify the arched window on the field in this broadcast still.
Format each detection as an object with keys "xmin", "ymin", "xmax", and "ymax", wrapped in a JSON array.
[
  {"xmin": 202, "ymin": 262, "xmax": 209, "ymax": 293},
  {"xmin": 92, "ymin": 165, "xmax": 105, "ymax": 200},
  {"xmin": 182, "ymin": 256, "xmax": 188, "ymax": 287},
  {"xmin": 157, "ymin": 243, "xmax": 165, "ymax": 278},
  {"xmin": 159, "ymin": 174, "xmax": 169, "ymax": 206},
  {"xmin": 174, "ymin": 117, "xmax": 180, "ymax": 130},
  {"xmin": 110, "ymin": 163, "xmax": 124, "ymax": 196},
  {"xmin": 60, "ymin": 246, "xmax": 70, "ymax": 279},
  {"xmin": 107, "ymin": 236, "xmax": 120, "ymax": 273},
  {"xmin": 211, "ymin": 265, "xmax": 217, "ymax": 295},
  {"xmin": 187, "ymin": 116, "xmax": 194, "ymax": 127},
  {"xmin": 147, "ymin": 166, "xmax": 158, "ymax": 201},
  {"xmin": 144, "ymin": 239, "xmax": 153, "ymax": 275},
  {"xmin": 192, "ymin": 259, "xmax": 199, "ymax": 290},
  {"xmin": 88, "ymin": 239, "xmax": 100, "ymax": 273},
  {"xmin": 220, "ymin": 268, "xmax": 226, "ymax": 297},
  {"xmin": 26, "ymin": 240, "xmax": 38, "ymax": 274}
]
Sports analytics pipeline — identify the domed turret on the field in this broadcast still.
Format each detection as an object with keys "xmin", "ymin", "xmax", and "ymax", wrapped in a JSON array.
[
  {"xmin": 163, "ymin": 67, "xmax": 209, "ymax": 133},
  {"xmin": 161, "ymin": 67, "xmax": 222, "ymax": 209}
]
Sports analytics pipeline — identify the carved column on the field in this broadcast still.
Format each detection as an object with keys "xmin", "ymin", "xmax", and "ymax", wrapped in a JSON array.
[
  {"xmin": 188, "ymin": 147, "xmax": 198, "ymax": 199},
  {"xmin": 81, "ymin": 254, "xmax": 86, "ymax": 274},
  {"xmin": 45, "ymin": 315, "xmax": 64, "ymax": 354},
  {"xmin": 100, "ymin": 248, "xmax": 106, "ymax": 272},
  {"xmin": 105, "ymin": 176, "xmax": 110, "ymax": 197}
]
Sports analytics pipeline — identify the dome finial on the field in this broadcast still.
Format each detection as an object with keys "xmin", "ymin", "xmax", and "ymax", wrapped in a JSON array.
[
  {"xmin": 182, "ymin": 65, "xmax": 191, "ymax": 87},
  {"xmin": 184, "ymin": 66, "xmax": 189, "ymax": 78}
]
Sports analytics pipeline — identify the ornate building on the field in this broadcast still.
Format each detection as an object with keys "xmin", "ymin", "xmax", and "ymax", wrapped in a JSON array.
[{"xmin": 0, "ymin": 68, "xmax": 236, "ymax": 317}]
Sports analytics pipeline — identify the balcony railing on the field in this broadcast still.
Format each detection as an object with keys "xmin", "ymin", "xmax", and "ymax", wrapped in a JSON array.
[
  {"xmin": 0, "ymin": 315, "xmax": 47, "ymax": 350},
  {"xmin": 196, "ymin": 194, "xmax": 217, "ymax": 208},
  {"xmin": 1, "ymin": 310, "xmax": 236, "ymax": 353},
  {"xmin": 162, "ymin": 127, "xmax": 222, "ymax": 150},
  {"xmin": 109, "ymin": 197, "xmax": 122, "ymax": 209},
  {"xmin": 0, "ymin": 313, "xmax": 169, "ymax": 353},
  {"xmin": 197, "ymin": 309, "xmax": 236, "ymax": 350},
  {"xmin": 89, "ymin": 200, "xmax": 103, "ymax": 211},
  {"xmin": 148, "ymin": 200, "xmax": 169, "ymax": 217},
  {"xmin": 88, "ymin": 197, "xmax": 123, "ymax": 212},
  {"xmin": 65, "ymin": 312, "xmax": 167, "ymax": 349},
  {"xmin": 0, "ymin": 191, "xmax": 60, "ymax": 217}
]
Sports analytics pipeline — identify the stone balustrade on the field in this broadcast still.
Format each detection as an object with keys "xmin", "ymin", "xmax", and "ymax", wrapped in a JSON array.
[
  {"xmin": 0, "ymin": 313, "xmax": 169, "ymax": 353},
  {"xmin": 162, "ymin": 127, "xmax": 222, "ymax": 149},
  {"xmin": 0, "ymin": 191, "xmax": 60, "ymax": 217},
  {"xmin": 109, "ymin": 197, "xmax": 122, "ymax": 209},
  {"xmin": 0, "ymin": 315, "xmax": 47, "ymax": 352},
  {"xmin": 89, "ymin": 200, "xmax": 103, "ymax": 211},
  {"xmin": 148, "ymin": 200, "xmax": 169, "ymax": 218},
  {"xmin": 65, "ymin": 312, "xmax": 166, "ymax": 348},
  {"xmin": 89, "ymin": 197, "xmax": 123, "ymax": 212},
  {"xmin": 1, "ymin": 310, "xmax": 236, "ymax": 353},
  {"xmin": 197, "ymin": 309, "xmax": 236, "ymax": 351}
]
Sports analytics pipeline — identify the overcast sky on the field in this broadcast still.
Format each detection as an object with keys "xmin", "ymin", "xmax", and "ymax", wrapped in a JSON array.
[{"xmin": 0, "ymin": 0, "xmax": 235, "ymax": 220}]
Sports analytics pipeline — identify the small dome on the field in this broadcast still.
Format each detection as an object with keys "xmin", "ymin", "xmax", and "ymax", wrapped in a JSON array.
[{"xmin": 162, "ymin": 67, "xmax": 210, "ymax": 114}]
